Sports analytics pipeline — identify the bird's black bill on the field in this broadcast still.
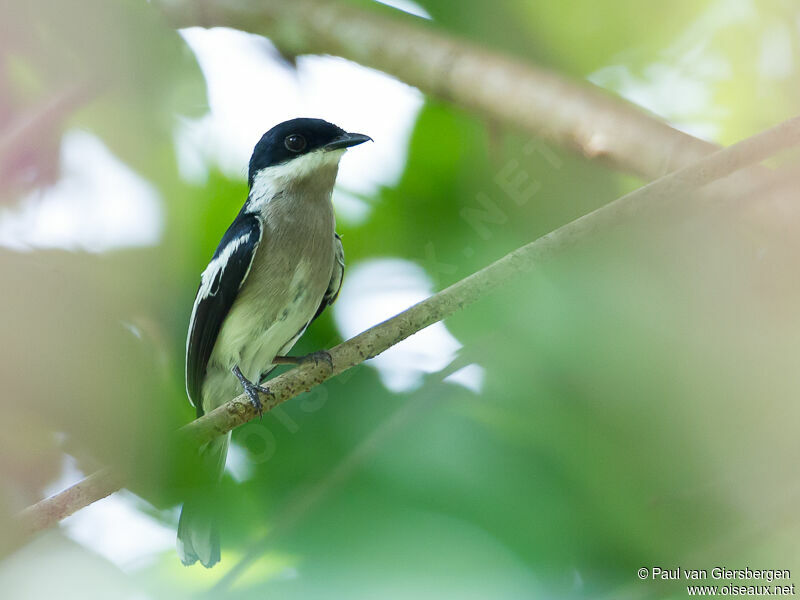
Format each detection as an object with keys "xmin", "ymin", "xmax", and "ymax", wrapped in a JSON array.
[{"xmin": 325, "ymin": 132, "xmax": 373, "ymax": 151}]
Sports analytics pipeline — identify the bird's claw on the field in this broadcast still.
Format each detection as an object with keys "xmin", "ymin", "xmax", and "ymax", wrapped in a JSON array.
[
  {"xmin": 232, "ymin": 365, "xmax": 270, "ymax": 418},
  {"xmin": 244, "ymin": 382, "xmax": 269, "ymax": 417}
]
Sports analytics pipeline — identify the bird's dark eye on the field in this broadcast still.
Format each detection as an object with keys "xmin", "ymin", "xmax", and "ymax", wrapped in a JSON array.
[{"xmin": 284, "ymin": 134, "xmax": 307, "ymax": 153}]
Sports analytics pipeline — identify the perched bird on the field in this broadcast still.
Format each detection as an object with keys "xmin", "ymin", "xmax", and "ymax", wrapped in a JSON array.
[{"xmin": 178, "ymin": 118, "xmax": 371, "ymax": 567}]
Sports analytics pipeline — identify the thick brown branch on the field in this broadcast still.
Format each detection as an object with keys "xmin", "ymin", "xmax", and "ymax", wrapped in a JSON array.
[
  {"xmin": 158, "ymin": 0, "xmax": 721, "ymax": 180},
  {"xmin": 16, "ymin": 113, "xmax": 800, "ymax": 537}
]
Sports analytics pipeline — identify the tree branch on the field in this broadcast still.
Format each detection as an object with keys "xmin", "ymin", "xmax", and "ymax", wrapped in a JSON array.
[
  {"xmin": 212, "ymin": 357, "xmax": 472, "ymax": 592},
  {"xmin": 15, "ymin": 468, "xmax": 122, "ymax": 535},
  {"xmin": 16, "ymin": 113, "xmax": 800, "ymax": 538},
  {"xmin": 158, "ymin": 0, "xmax": 721, "ymax": 180}
]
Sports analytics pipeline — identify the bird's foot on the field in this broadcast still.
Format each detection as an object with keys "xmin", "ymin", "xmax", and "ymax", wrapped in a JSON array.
[
  {"xmin": 273, "ymin": 350, "xmax": 333, "ymax": 371},
  {"xmin": 232, "ymin": 365, "xmax": 271, "ymax": 418}
]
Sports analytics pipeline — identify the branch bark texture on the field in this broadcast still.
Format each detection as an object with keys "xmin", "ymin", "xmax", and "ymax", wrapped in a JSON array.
[
  {"xmin": 17, "ymin": 112, "xmax": 800, "ymax": 537},
  {"xmin": 159, "ymin": 0, "xmax": 720, "ymax": 180}
]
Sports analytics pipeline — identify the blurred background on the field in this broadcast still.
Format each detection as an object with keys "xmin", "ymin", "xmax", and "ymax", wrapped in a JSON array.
[{"xmin": 1, "ymin": 0, "xmax": 799, "ymax": 598}]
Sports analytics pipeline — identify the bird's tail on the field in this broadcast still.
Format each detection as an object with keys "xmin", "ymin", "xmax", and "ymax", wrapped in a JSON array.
[{"xmin": 177, "ymin": 433, "xmax": 230, "ymax": 568}]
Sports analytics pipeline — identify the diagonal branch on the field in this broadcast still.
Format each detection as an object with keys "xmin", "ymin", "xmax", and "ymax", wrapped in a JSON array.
[
  {"xmin": 160, "ymin": 0, "xmax": 721, "ymax": 180},
  {"xmin": 211, "ymin": 356, "xmax": 473, "ymax": 592},
  {"xmin": 15, "ymin": 113, "xmax": 800, "ymax": 538}
]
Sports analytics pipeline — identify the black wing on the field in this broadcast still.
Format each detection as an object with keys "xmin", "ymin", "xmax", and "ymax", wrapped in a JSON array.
[
  {"xmin": 309, "ymin": 232, "xmax": 345, "ymax": 325},
  {"xmin": 186, "ymin": 212, "xmax": 262, "ymax": 416}
]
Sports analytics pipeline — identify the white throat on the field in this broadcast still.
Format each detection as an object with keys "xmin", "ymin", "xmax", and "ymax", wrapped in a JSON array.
[{"xmin": 247, "ymin": 148, "xmax": 344, "ymax": 213}]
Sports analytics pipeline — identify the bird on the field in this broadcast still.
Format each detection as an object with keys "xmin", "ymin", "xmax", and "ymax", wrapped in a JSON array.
[{"xmin": 178, "ymin": 118, "xmax": 371, "ymax": 567}]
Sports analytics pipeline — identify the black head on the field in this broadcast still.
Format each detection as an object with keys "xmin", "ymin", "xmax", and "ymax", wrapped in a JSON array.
[{"xmin": 248, "ymin": 118, "xmax": 371, "ymax": 186}]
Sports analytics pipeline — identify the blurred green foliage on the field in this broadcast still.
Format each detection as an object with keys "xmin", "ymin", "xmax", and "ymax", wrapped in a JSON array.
[{"xmin": 1, "ymin": 0, "xmax": 799, "ymax": 598}]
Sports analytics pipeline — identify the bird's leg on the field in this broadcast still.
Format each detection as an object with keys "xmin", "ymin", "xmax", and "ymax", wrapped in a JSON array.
[
  {"xmin": 273, "ymin": 350, "xmax": 333, "ymax": 370},
  {"xmin": 231, "ymin": 365, "xmax": 271, "ymax": 417}
]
